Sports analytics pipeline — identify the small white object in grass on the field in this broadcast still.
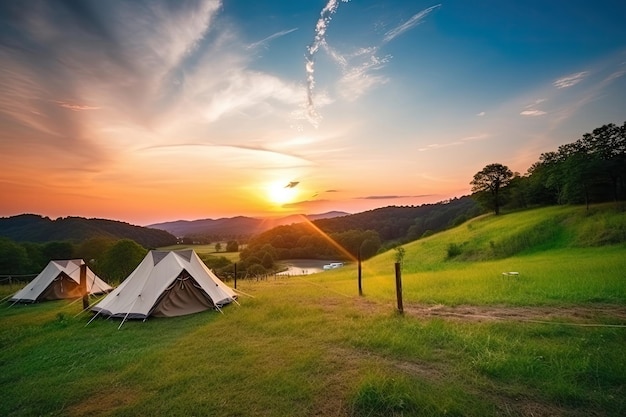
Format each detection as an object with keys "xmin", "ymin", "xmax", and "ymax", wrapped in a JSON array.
[{"xmin": 502, "ymin": 272, "xmax": 519, "ymax": 276}]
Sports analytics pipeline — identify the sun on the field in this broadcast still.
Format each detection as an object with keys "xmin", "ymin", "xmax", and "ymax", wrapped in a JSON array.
[{"xmin": 267, "ymin": 181, "xmax": 298, "ymax": 205}]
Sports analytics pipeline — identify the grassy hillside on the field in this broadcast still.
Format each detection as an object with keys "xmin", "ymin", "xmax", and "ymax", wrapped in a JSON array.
[
  {"xmin": 344, "ymin": 203, "xmax": 626, "ymax": 306},
  {"xmin": 1, "ymin": 204, "xmax": 625, "ymax": 416}
]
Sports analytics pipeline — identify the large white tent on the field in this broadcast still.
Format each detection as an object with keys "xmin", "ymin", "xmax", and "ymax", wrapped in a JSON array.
[
  {"xmin": 91, "ymin": 250, "xmax": 237, "ymax": 321},
  {"xmin": 10, "ymin": 259, "xmax": 112, "ymax": 303}
]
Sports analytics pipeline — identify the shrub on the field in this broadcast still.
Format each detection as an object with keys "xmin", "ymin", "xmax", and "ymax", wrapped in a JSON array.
[{"xmin": 446, "ymin": 243, "xmax": 462, "ymax": 259}]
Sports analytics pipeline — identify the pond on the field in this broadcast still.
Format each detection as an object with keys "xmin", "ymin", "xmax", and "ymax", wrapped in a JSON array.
[{"xmin": 276, "ymin": 259, "xmax": 346, "ymax": 276}]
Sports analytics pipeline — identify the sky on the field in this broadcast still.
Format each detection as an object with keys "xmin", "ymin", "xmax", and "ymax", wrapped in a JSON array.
[{"xmin": 1, "ymin": 0, "xmax": 625, "ymax": 226}]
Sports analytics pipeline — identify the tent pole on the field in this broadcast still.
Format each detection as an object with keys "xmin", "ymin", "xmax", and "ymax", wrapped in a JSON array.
[
  {"xmin": 85, "ymin": 310, "xmax": 102, "ymax": 327},
  {"xmin": 0, "ymin": 293, "xmax": 15, "ymax": 304},
  {"xmin": 232, "ymin": 288, "xmax": 256, "ymax": 298}
]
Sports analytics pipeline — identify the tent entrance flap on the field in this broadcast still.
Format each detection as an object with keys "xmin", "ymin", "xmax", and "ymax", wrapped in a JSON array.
[
  {"xmin": 39, "ymin": 274, "xmax": 82, "ymax": 301},
  {"xmin": 151, "ymin": 272, "xmax": 214, "ymax": 317}
]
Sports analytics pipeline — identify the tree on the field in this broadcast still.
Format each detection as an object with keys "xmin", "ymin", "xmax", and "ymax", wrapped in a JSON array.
[
  {"xmin": 214, "ymin": 242, "xmax": 222, "ymax": 253},
  {"xmin": 471, "ymin": 163, "xmax": 513, "ymax": 215},
  {"xmin": 100, "ymin": 239, "xmax": 147, "ymax": 284},
  {"xmin": 42, "ymin": 241, "xmax": 75, "ymax": 261},
  {"xmin": 226, "ymin": 240, "xmax": 239, "ymax": 252},
  {"xmin": 0, "ymin": 238, "xmax": 30, "ymax": 274}
]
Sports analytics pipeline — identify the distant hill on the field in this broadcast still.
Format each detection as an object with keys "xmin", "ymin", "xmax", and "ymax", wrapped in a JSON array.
[
  {"xmin": 147, "ymin": 211, "xmax": 349, "ymax": 238},
  {"xmin": 0, "ymin": 214, "xmax": 177, "ymax": 248},
  {"xmin": 313, "ymin": 196, "xmax": 480, "ymax": 241}
]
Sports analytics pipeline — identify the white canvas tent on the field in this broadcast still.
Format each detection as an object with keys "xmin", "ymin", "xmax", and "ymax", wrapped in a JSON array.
[
  {"xmin": 10, "ymin": 259, "xmax": 112, "ymax": 303},
  {"xmin": 91, "ymin": 250, "xmax": 237, "ymax": 321}
]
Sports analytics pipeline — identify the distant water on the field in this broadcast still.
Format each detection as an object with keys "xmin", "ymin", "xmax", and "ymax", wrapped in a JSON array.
[{"xmin": 276, "ymin": 259, "xmax": 344, "ymax": 276}]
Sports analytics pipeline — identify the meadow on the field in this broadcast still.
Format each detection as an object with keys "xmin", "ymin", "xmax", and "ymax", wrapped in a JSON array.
[{"xmin": 1, "ymin": 204, "xmax": 625, "ymax": 416}]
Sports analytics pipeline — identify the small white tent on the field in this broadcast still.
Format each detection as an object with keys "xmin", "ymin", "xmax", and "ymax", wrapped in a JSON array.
[
  {"xmin": 10, "ymin": 259, "xmax": 112, "ymax": 303},
  {"xmin": 91, "ymin": 250, "xmax": 237, "ymax": 320}
]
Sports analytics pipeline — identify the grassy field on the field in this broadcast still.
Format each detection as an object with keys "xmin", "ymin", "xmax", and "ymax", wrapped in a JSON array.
[
  {"xmin": 158, "ymin": 243, "xmax": 241, "ymax": 262},
  {"xmin": 1, "ymin": 204, "xmax": 625, "ymax": 416}
]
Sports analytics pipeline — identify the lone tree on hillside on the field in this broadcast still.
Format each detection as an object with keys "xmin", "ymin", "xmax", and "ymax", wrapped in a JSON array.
[{"xmin": 471, "ymin": 163, "xmax": 513, "ymax": 215}]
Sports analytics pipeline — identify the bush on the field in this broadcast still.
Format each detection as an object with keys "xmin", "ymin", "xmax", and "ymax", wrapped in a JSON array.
[{"xmin": 446, "ymin": 243, "xmax": 463, "ymax": 259}]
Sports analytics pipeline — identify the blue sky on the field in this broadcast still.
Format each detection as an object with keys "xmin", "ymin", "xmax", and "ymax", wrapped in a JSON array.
[{"xmin": 0, "ymin": 0, "xmax": 625, "ymax": 225}]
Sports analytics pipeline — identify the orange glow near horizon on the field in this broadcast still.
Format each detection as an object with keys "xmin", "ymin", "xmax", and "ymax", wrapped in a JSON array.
[{"xmin": 300, "ymin": 217, "xmax": 358, "ymax": 262}]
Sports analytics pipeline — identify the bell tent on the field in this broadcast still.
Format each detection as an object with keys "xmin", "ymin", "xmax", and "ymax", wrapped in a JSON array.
[
  {"xmin": 10, "ymin": 259, "xmax": 112, "ymax": 303},
  {"xmin": 91, "ymin": 249, "xmax": 237, "ymax": 321}
]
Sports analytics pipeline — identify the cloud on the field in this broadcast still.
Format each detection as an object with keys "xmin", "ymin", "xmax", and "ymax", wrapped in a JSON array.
[
  {"xmin": 357, "ymin": 194, "xmax": 433, "ymax": 200},
  {"xmin": 0, "ymin": 0, "xmax": 224, "ymax": 161},
  {"xmin": 553, "ymin": 71, "xmax": 589, "ymax": 89},
  {"xmin": 526, "ymin": 98, "xmax": 547, "ymax": 107},
  {"xmin": 247, "ymin": 28, "xmax": 298, "ymax": 50},
  {"xmin": 305, "ymin": 0, "xmax": 349, "ymax": 127},
  {"xmin": 520, "ymin": 109, "xmax": 547, "ymax": 116},
  {"xmin": 519, "ymin": 98, "xmax": 547, "ymax": 117},
  {"xmin": 202, "ymin": 71, "xmax": 303, "ymax": 123},
  {"xmin": 418, "ymin": 134, "xmax": 489, "ymax": 152},
  {"xmin": 477, "ymin": 111, "xmax": 485, "ymax": 116},
  {"xmin": 383, "ymin": 4, "xmax": 441, "ymax": 42},
  {"xmin": 56, "ymin": 101, "xmax": 101, "ymax": 111},
  {"xmin": 305, "ymin": 2, "xmax": 440, "ymax": 124},
  {"xmin": 605, "ymin": 69, "xmax": 626, "ymax": 82}
]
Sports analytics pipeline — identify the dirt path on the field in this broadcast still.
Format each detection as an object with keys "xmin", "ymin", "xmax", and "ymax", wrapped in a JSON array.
[{"xmin": 402, "ymin": 303, "xmax": 626, "ymax": 326}]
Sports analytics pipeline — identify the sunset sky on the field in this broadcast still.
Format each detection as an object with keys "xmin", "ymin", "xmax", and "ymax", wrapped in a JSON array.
[{"xmin": 1, "ymin": 0, "xmax": 625, "ymax": 226}]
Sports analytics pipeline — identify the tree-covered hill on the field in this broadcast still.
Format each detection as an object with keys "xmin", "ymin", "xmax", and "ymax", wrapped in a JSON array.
[
  {"xmin": 233, "ymin": 197, "xmax": 482, "ymax": 276},
  {"xmin": 0, "ymin": 214, "xmax": 176, "ymax": 248},
  {"xmin": 314, "ymin": 196, "xmax": 480, "ymax": 242}
]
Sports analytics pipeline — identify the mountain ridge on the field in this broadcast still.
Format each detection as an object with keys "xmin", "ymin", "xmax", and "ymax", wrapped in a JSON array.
[
  {"xmin": 147, "ymin": 211, "xmax": 350, "ymax": 238},
  {"xmin": 0, "ymin": 214, "xmax": 177, "ymax": 248}
]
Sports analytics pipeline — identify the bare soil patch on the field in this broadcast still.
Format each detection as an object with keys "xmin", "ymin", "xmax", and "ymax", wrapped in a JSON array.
[{"xmin": 402, "ymin": 303, "xmax": 626, "ymax": 326}]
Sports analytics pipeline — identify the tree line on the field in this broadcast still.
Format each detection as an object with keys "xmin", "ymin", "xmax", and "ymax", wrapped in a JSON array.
[
  {"xmin": 0, "ymin": 237, "xmax": 147, "ymax": 285},
  {"xmin": 0, "ymin": 214, "xmax": 176, "ymax": 247},
  {"xmin": 472, "ymin": 121, "xmax": 626, "ymax": 214}
]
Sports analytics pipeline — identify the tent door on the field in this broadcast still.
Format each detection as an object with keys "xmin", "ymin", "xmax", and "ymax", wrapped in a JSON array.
[
  {"xmin": 151, "ymin": 271, "xmax": 214, "ymax": 317},
  {"xmin": 38, "ymin": 274, "xmax": 81, "ymax": 301}
]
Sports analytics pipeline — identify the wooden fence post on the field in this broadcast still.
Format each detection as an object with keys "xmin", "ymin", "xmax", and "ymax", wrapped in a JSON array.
[
  {"xmin": 358, "ymin": 249, "xmax": 363, "ymax": 296},
  {"xmin": 394, "ymin": 262, "xmax": 403, "ymax": 314},
  {"xmin": 80, "ymin": 263, "xmax": 88, "ymax": 310}
]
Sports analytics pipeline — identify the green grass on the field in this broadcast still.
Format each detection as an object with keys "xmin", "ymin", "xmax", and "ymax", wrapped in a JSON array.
[
  {"xmin": 158, "ymin": 243, "xmax": 240, "ymax": 262},
  {"xmin": 1, "ymin": 204, "xmax": 625, "ymax": 416}
]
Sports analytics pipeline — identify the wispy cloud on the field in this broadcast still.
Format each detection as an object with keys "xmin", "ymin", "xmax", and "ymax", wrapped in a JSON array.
[
  {"xmin": 357, "ymin": 194, "xmax": 433, "ymax": 200},
  {"xmin": 0, "ymin": 0, "xmax": 223, "ymax": 159},
  {"xmin": 418, "ymin": 134, "xmax": 489, "ymax": 152},
  {"xmin": 247, "ymin": 28, "xmax": 298, "ymax": 50},
  {"xmin": 520, "ymin": 109, "xmax": 547, "ymax": 116},
  {"xmin": 305, "ymin": 0, "xmax": 349, "ymax": 127},
  {"xmin": 305, "ymin": 2, "xmax": 440, "ymax": 125},
  {"xmin": 519, "ymin": 98, "xmax": 547, "ymax": 117},
  {"xmin": 56, "ymin": 101, "xmax": 101, "ymax": 111},
  {"xmin": 477, "ymin": 111, "xmax": 485, "ymax": 116},
  {"xmin": 202, "ymin": 71, "xmax": 303, "ymax": 123},
  {"xmin": 605, "ymin": 69, "xmax": 626, "ymax": 82},
  {"xmin": 383, "ymin": 4, "xmax": 441, "ymax": 42},
  {"xmin": 553, "ymin": 71, "xmax": 589, "ymax": 89}
]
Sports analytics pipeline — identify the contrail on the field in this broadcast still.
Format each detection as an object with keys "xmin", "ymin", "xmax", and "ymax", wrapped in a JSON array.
[
  {"xmin": 383, "ymin": 4, "xmax": 441, "ymax": 43},
  {"xmin": 305, "ymin": 0, "xmax": 349, "ymax": 127}
]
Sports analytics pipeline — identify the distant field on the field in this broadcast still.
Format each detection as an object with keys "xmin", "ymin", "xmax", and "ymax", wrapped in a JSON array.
[
  {"xmin": 158, "ymin": 243, "xmax": 240, "ymax": 262},
  {"xmin": 1, "ymin": 204, "xmax": 625, "ymax": 416}
]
